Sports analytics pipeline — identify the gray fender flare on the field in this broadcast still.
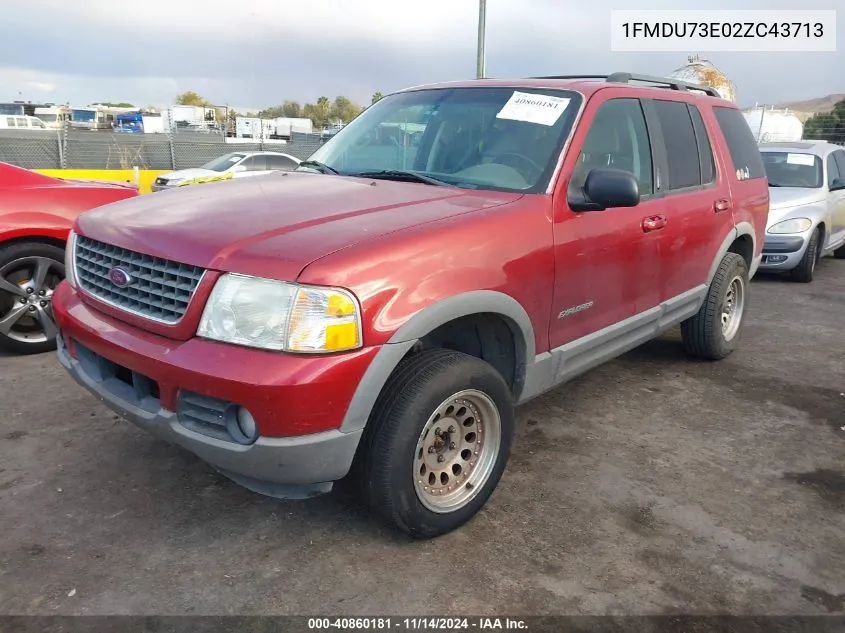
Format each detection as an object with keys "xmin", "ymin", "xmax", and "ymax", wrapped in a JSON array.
[
  {"xmin": 706, "ymin": 222, "xmax": 757, "ymax": 287},
  {"xmin": 339, "ymin": 290, "xmax": 536, "ymax": 433}
]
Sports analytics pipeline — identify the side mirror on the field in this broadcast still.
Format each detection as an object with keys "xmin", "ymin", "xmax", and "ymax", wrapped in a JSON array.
[
  {"xmin": 830, "ymin": 178, "xmax": 845, "ymax": 192},
  {"xmin": 230, "ymin": 164, "xmax": 247, "ymax": 173},
  {"xmin": 569, "ymin": 168, "xmax": 640, "ymax": 212}
]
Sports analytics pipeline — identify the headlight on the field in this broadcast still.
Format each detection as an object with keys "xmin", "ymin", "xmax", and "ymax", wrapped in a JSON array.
[
  {"xmin": 768, "ymin": 218, "xmax": 812, "ymax": 234},
  {"xmin": 64, "ymin": 230, "xmax": 77, "ymax": 289},
  {"xmin": 197, "ymin": 273, "xmax": 362, "ymax": 353}
]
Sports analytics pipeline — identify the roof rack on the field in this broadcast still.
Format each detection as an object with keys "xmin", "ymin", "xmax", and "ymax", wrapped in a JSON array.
[{"xmin": 525, "ymin": 73, "xmax": 722, "ymax": 98}]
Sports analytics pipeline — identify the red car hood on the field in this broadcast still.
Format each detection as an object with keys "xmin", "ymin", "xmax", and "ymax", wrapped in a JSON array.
[{"xmin": 76, "ymin": 172, "xmax": 521, "ymax": 280}]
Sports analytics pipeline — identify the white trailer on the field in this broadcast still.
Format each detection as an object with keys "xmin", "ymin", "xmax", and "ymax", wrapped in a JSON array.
[{"xmin": 272, "ymin": 117, "xmax": 313, "ymax": 139}]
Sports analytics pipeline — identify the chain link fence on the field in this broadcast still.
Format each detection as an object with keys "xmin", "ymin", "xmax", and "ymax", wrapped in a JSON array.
[{"xmin": 0, "ymin": 123, "xmax": 326, "ymax": 171}]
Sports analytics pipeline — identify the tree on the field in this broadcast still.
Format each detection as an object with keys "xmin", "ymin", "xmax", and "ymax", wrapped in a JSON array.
[
  {"xmin": 371, "ymin": 91, "xmax": 383, "ymax": 105},
  {"xmin": 315, "ymin": 96, "xmax": 331, "ymax": 127},
  {"xmin": 95, "ymin": 102, "xmax": 135, "ymax": 108},
  {"xmin": 282, "ymin": 100, "xmax": 302, "ymax": 118},
  {"xmin": 803, "ymin": 99, "xmax": 845, "ymax": 145},
  {"xmin": 330, "ymin": 96, "xmax": 362, "ymax": 124},
  {"xmin": 175, "ymin": 91, "xmax": 210, "ymax": 106}
]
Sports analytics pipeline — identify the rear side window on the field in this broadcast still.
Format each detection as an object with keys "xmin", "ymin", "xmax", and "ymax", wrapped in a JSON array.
[
  {"xmin": 713, "ymin": 107, "xmax": 766, "ymax": 181},
  {"xmin": 652, "ymin": 100, "xmax": 701, "ymax": 190},
  {"xmin": 688, "ymin": 106, "xmax": 716, "ymax": 184},
  {"xmin": 5, "ymin": 117, "xmax": 14, "ymax": 126}
]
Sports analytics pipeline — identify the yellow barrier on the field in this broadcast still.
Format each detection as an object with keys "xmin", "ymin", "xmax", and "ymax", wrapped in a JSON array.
[{"xmin": 34, "ymin": 169, "xmax": 173, "ymax": 195}]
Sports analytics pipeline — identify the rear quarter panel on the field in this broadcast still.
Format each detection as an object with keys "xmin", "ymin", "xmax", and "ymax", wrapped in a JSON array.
[{"xmin": 703, "ymin": 104, "xmax": 770, "ymax": 264}]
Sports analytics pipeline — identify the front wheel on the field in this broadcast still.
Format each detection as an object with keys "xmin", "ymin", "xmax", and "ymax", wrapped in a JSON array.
[
  {"xmin": 790, "ymin": 228, "xmax": 819, "ymax": 283},
  {"xmin": 0, "ymin": 242, "xmax": 65, "ymax": 355},
  {"xmin": 356, "ymin": 349, "xmax": 514, "ymax": 539},
  {"xmin": 681, "ymin": 252, "xmax": 749, "ymax": 361}
]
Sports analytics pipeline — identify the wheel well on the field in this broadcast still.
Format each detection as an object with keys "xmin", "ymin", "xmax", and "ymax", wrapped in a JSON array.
[
  {"xmin": 816, "ymin": 222, "xmax": 826, "ymax": 260},
  {"xmin": 411, "ymin": 313, "xmax": 521, "ymax": 400},
  {"xmin": 0, "ymin": 235, "xmax": 66, "ymax": 252},
  {"xmin": 727, "ymin": 234, "xmax": 753, "ymax": 269}
]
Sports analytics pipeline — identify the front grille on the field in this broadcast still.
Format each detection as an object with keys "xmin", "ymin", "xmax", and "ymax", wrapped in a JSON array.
[{"xmin": 74, "ymin": 235, "xmax": 205, "ymax": 323}]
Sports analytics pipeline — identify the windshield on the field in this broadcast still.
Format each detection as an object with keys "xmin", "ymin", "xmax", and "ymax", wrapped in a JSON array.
[
  {"xmin": 201, "ymin": 153, "xmax": 246, "ymax": 172},
  {"xmin": 300, "ymin": 87, "xmax": 582, "ymax": 193},
  {"xmin": 761, "ymin": 151, "xmax": 822, "ymax": 188},
  {"xmin": 37, "ymin": 113, "xmax": 57, "ymax": 122}
]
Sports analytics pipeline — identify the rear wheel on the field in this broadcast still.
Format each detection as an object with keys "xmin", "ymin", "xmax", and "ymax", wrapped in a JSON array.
[
  {"xmin": 681, "ymin": 252, "xmax": 748, "ymax": 361},
  {"xmin": 0, "ymin": 242, "xmax": 65, "ymax": 355},
  {"xmin": 790, "ymin": 228, "xmax": 819, "ymax": 283},
  {"xmin": 356, "ymin": 349, "xmax": 514, "ymax": 539}
]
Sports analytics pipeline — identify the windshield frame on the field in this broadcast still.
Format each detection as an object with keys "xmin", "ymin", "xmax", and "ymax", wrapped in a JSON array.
[
  {"xmin": 201, "ymin": 152, "xmax": 246, "ymax": 172},
  {"xmin": 760, "ymin": 150, "xmax": 823, "ymax": 189},
  {"xmin": 299, "ymin": 86, "xmax": 584, "ymax": 194}
]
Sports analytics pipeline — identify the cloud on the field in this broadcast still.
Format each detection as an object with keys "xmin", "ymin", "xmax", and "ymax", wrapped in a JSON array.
[{"xmin": 0, "ymin": 0, "xmax": 842, "ymax": 109}]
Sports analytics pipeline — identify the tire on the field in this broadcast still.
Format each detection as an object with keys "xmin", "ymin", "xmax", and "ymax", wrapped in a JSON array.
[
  {"xmin": 789, "ymin": 228, "xmax": 819, "ymax": 283},
  {"xmin": 356, "ymin": 349, "xmax": 514, "ymax": 539},
  {"xmin": 0, "ymin": 241, "xmax": 65, "ymax": 355},
  {"xmin": 681, "ymin": 252, "xmax": 748, "ymax": 361}
]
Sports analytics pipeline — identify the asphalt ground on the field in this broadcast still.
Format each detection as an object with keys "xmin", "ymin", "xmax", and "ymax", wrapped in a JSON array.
[{"xmin": 1, "ymin": 259, "xmax": 843, "ymax": 616}]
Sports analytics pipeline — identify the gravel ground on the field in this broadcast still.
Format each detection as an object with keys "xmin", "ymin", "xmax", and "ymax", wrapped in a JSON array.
[{"xmin": 1, "ymin": 259, "xmax": 843, "ymax": 617}]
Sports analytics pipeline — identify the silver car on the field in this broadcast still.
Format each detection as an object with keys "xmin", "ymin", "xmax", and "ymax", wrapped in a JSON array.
[
  {"xmin": 151, "ymin": 150, "xmax": 301, "ymax": 192},
  {"xmin": 758, "ymin": 141, "xmax": 845, "ymax": 282}
]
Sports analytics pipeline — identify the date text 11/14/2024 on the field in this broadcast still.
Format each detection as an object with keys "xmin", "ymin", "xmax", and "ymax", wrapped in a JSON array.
[{"xmin": 307, "ymin": 617, "xmax": 529, "ymax": 630}]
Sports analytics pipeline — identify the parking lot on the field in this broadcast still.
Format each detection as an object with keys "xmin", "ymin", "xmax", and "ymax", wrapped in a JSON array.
[{"xmin": 1, "ymin": 259, "xmax": 843, "ymax": 616}]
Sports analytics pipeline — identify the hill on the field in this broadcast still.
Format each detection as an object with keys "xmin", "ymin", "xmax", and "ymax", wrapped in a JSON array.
[{"xmin": 772, "ymin": 93, "xmax": 845, "ymax": 122}]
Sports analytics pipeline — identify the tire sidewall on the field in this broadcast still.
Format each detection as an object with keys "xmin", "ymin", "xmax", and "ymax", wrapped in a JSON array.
[
  {"xmin": 381, "ymin": 358, "xmax": 514, "ymax": 536},
  {"xmin": 712, "ymin": 255, "xmax": 749, "ymax": 356}
]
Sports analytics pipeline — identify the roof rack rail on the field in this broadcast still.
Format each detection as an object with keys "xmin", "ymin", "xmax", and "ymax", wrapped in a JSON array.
[{"xmin": 526, "ymin": 73, "xmax": 722, "ymax": 98}]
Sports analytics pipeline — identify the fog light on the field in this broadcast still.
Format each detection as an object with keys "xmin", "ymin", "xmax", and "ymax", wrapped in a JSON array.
[
  {"xmin": 767, "ymin": 255, "xmax": 788, "ymax": 263},
  {"xmin": 235, "ymin": 407, "xmax": 258, "ymax": 442}
]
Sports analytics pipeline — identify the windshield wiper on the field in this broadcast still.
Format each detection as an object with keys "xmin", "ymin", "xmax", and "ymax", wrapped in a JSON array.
[
  {"xmin": 350, "ymin": 169, "xmax": 450, "ymax": 187},
  {"xmin": 298, "ymin": 160, "xmax": 339, "ymax": 175}
]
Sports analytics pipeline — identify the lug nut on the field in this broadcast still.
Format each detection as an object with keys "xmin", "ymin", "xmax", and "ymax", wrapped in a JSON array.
[
  {"xmin": 437, "ymin": 455, "xmax": 445, "ymax": 463},
  {"xmin": 434, "ymin": 428, "xmax": 442, "ymax": 436},
  {"xmin": 449, "ymin": 442, "xmax": 457, "ymax": 449},
  {"xmin": 427, "ymin": 446, "xmax": 436, "ymax": 454},
  {"xmin": 38, "ymin": 289, "xmax": 46, "ymax": 296},
  {"xmin": 19, "ymin": 297, "xmax": 26, "ymax": 304},
  {"xmin": 448, "ymin": 425, "xmax": 456, "ymax": 433},
  {"xmin": 40, "ymin": 301, "xmax": 47, "ymax": 307},
  {"xmin": 25, "ymin": 287, "xmax": 33, "ymax": 294},
  {"xmin": 28, "ymin": 305, "xmax": 36, "ymax": 312}
]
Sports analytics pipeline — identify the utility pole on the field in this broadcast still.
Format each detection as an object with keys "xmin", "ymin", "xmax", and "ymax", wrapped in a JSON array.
[{"xmin": 476, "ymin": 0, "xmax": 487, "ymax": 79}]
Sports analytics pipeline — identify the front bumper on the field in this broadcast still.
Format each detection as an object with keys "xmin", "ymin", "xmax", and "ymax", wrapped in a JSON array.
[
  {"xmin": 53, "ymin": 283, "xmax": 376, "ymax": 496},
  {"xmin": 759, "ymin": 234, "xmax": 809, "ymax": 270}
]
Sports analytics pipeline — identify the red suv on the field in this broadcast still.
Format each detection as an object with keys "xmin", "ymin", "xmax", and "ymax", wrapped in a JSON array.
[{"xmin": 53, "ymin": 73, "xmax": 769, "ymax": 538}]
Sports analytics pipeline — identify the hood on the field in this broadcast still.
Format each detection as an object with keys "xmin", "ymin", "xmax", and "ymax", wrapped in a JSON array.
[
  {"xmin": 768, "ymin": 187, "xmax": 825, "ymax": 211},
  {"xmin": 159, "ymin": 168, "xmax": 217, "ymax": 182},
  {"xmin": 77, "ymin": 172, "xmax": 522, "ymax": 281}
]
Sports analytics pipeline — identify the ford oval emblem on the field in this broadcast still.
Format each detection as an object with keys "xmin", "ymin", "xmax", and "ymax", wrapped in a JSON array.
[{"xmin": 108, "ymin": 267, "xmax": 132, "ymax": 288}]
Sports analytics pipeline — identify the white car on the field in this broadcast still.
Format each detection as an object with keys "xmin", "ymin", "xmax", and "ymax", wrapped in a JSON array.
[
  {"xmin": 0, "ymin": 115, "xmax": 51, "ymax": 130},
  {"xmin": 759, "ymin": 140, "xmax": 845, "ymax": 282},
  {"xmin": 151, "ymin": 151, "xmax": 301, "ymax": 192}
]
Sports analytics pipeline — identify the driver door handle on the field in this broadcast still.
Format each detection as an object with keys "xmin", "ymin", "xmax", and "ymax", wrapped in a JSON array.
[{"xmin": 642, "ymin": 214, "xmax": 668, "ymax": 233}]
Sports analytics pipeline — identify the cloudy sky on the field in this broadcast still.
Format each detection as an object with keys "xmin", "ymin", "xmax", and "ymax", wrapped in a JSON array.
[{"xmin": 0, "ymin": 0, "xmax": 841, "ymax": 110}]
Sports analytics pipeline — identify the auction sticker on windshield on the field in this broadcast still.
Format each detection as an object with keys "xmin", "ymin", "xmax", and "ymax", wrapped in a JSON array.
[
  {"xmin": 786, "ymin": 153, "xmax": 816, "ymax": 166},
  {"xmin": 496, "ymin": 91, "xmax": 571, "ymax": 126}
]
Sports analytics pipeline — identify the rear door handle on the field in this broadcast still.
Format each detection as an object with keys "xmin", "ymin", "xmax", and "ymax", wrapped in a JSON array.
[
  {"xmin": 714, "ymin": 198, "xmax": 731, "ymax": 213},
  {"xmin": 642, "ymin": 214, "xmax": 667, "ymax": 233}
]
